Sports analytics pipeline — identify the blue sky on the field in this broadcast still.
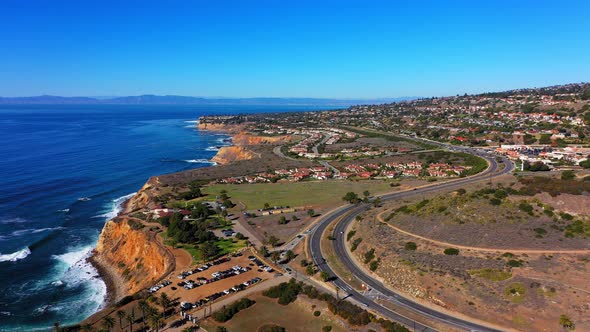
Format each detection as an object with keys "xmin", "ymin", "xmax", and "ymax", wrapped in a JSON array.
[{"xmin": 0, "ymin": 0, "xmax": 589, "ymax": 98}]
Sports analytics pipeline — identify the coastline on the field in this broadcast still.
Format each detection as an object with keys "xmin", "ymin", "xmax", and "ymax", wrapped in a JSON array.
[
  {"xmin": 88, "ymin": 253, "xmax": 126, "ymax": 308},
  {"xmin": 84, "ymin": 118, "xmax": 232, "ymax": 321}
]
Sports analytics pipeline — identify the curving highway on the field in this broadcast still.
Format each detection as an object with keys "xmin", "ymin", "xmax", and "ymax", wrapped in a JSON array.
[{"xmin": 308, "ymin": 146, "xmax": 514, "ymax": 332}]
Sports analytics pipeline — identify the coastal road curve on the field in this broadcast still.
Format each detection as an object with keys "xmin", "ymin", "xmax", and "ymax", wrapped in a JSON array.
[{"xmin": 309, "ymin": 150, "xmax": 514, "ymax": 332}]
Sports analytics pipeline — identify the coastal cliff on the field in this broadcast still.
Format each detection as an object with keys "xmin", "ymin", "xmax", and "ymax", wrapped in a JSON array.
[
  {"xmin": 211, "ymin": 146, "xmax": 260, "ymax": 165},
  {"xmin": 93, "ymin": 217, "xmax": 173, "ymax": 302}
]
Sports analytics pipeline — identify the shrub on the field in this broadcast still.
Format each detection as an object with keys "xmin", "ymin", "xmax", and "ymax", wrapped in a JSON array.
[
  {"xmin": 263, "ymin": 279, "xmax": 302, "ymax": 305},
  {"xmin": 322, "ymin": 326, "xmax": 332, "ymax": 332},
  {"xmin": 518, "ymin": 202, "xmax": 534, "ymax": 215},
  {"xmin": 258, "ymin": 324, "xmax": 286, "ymax": 332},
  {"xmin": 313, "ymin": 310, "xmax": 321, "ymax": 316},
  {"xmin": 346, "ymin": 230, "xmax": 356, "ymax": 241},
  {"xmin": 507, "ymin": 259, "xmax": 523, "ymax": 267},
  {"xmin": 561, "ymin": 170, "xmax": 576, "ymax": 180},
  {"xmin": 489, "ymin": 198, "xmax": 502, "ymax": 205},
  {"xmin": 212, "ymin": 298, "xmax": 255, "ymax": 322},
  {"xmin": 363, "ymin": 248, "xmax": 376, "ymax": 264},
  {"xmin": 350, "ymin": 238, "xmax": 362, "ymax": 252},
  {"xmin": 404, "ymin": 242, "xmax": 417, "ymax": 250},
  {"xmin": 369, "ymin": 259, "xmax": 380, "ymax": 271},
  {"xmin": 444, "ymin": 248, "xmax": 460, "ymax": 255},
  {"xmin": 533, "ymin": 227, "xmax": 547, "ymax": 237}
]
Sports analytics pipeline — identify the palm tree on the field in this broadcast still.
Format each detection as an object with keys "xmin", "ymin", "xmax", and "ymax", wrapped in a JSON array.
[
  {"xmin": 80, "ymin": 323, "xmax": 94, "ymax": 332},
  {"xmin": 102, "ymin": 316, "xmax": 115, "ymax": 332},
  {"xmin": 126, "ymin": 312, "xmax": 135, "ymax": 332},
  {"xmin": 116, "ymin": 310, "xmax": 126, "ymax": 330},
  {"xmin": 148, "ymin": 315, "xmax": 163, "ymax": 332},
  {"xmin": 138, "ymin": 299, "xmax": 149, "ymax": 329},
  {"xmin": 159, "ymin": 293, "xmax": 171, "ymax": 318}
]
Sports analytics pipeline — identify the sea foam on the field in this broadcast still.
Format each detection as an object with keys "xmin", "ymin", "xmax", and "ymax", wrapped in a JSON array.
[
  {"xmin": 0, "ymin": 247, "xmax": 31, "ymax": 262},
  {"xmin": 92, "ymin": 192, "xmax": 136, "ymax": 220},
  {"xmin": 184, "ymin": 159, "xmax": 217, "ymax": 165}
]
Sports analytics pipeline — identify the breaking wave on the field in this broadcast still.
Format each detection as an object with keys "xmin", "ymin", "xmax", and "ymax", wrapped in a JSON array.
[
  {"xmin": 92, "ymin": 192, "xmax": 136, "ymax": 220},
  {"xmin": 0, "ymin": 247, "xmax": 31, "ymax": 262},
  {"xmin": 184, "ymin": 159, "xmax": 217, "ymax": 165}
]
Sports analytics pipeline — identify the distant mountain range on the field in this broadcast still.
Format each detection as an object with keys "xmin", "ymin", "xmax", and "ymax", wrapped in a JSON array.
[{"xmin": 0, "ymin": 95, "xmax": 418, "ymax": 106}]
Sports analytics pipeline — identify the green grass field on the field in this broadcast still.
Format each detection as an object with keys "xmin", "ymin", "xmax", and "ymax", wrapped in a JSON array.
[{"xmin": 202, "ymin": 180, "xmax": 395, "ymax": 210}]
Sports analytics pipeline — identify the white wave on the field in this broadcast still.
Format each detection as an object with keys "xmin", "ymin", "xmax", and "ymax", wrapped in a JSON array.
[
  {"xmin": 184, "ymin": 159, "xmax": 217, "ymax": 165},
  {"xmin": 77, "ymin": 197, "xmax": 92, "ymax": 202},
  {"xmin": 184, "ymin": 120, "xmax": 199, "ymax": 123},
  {"xmin": 0, "ymin": 247, "xmax": 31, "ymax": 262},
  {"xmin": 0, "ymin": 217, "xmax": 27, "ymax": 224},
  {"xmin": 216, "ymin": 137, "xmax": 232, "ymax": 144},
  {"xmin": 9, "ymin": 227, "xmax": 64, "ymax": 237},
  {"xmin": 206, "ymin": 146, "xmax": 220, "ymax": 151},
  {"xmin": 58, "ymin": 208, "xmax": 70, "ymax": 213},
  {"xmin": 31, "ymin": 227, "xmax": 64, "ymax": 233},
  {"xmin": 92, "ymin": 192, "xmax": 136, "ymax": 220},
  {"xmin": 0, "ymin": 311, "xmax": 11, "ymax": 316},
  {"xmin": 51, "ymin": 246, "xmax": 107, "ymax": 309}
]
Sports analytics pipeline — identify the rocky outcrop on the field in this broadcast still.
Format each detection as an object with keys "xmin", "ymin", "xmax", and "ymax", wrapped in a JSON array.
[
  {"xmin": 211, "ymin": 146, "xmax": 260, "ymax": 165},
  {"xmin": 197, "ymin": 121, "xmax": 242, "ymax": 133},
  {"xmin": 94, "ymin": 217, "xmax": 173, "ymax": 300}
]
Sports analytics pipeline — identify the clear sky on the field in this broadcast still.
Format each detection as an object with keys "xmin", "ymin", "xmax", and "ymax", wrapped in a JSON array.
[{"xmin": 1, "ymin": 0, "xmax": 589, "ymax": 98}]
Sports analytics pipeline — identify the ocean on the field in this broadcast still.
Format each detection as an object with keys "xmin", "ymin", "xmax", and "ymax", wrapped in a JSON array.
[{"xmin": 0, "ymin": 104, "xmax": 329, "ymax": 330}]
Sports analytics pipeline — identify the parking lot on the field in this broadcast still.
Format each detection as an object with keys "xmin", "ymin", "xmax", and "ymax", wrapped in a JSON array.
[{"xmin": 154, "ymin": 251, "xmax": 273, "ymax": 314}]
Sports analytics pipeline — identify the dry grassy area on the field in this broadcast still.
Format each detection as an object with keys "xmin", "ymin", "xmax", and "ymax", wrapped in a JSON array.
[
  {"xmin": 345, "ymin": 186, "xmax": 590, "ymax": 332},
  {"xmin": 200, "ymin": 292, "xmax": 358, "ymax": 332}
]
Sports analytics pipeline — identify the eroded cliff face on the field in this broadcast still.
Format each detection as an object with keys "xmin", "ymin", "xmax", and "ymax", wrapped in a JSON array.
[
  {"xmin": 197, "ymin": 122, "xmax": 243, "ymax": 133},
  {"xmin": 95, "ymin": 217, "xmax": 173, "ymax": 298},
  {"xmin": 125, "ymin": 178, "xmax": 161, "ymax": 213},
  {"xmin": 211, "ymin": 146, "xmax": 260, "ymax": 165}
]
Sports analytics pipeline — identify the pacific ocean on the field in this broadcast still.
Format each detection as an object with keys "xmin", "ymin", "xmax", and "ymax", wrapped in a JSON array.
[{"xmin": 0, "ymin": 104, "xmax": 329, "ymax": 330}]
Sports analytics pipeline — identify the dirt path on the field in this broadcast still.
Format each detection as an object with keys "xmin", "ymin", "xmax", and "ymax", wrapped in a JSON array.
[{"xmin": 376, "ymin": 211, "xmax": 590, "ymax": 254}]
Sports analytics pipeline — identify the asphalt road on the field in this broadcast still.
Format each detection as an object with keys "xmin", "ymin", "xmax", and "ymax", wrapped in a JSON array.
[{"xmin": 309, "ymin": 148, "xmax": 514, "ymax": 332}]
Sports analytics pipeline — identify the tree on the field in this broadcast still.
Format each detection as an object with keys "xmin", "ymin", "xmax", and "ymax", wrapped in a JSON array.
[
  {"xmin": 559, "ymin": 314, "xmax": 575, "ymax": 330},
  {"xmin": 201, "ymin": 241, "xmax": 220, "ymax": 261},
  {"xmin": 160, "ymin": 293, "xmax": 171, "ymax": 318},
  {"xmin": 579, "ymin": 159, "xmax": 590, "ymax": 169},
  {"xmin": 342, "ymin": 192, "xmax": 359, "ymax": 204},
  {"xmin": 363, "ymin": 190, "xmax": 370, "ymax": 197},
  {"xmin": 307, "ymin": 209, "xmax": 315, "ymax": 217},
  {"xmin": 271, "ymin": 251, "xmax": 281, "ymax": 264},
  {"xmin": 259, "ymin": 246, "xmax": 269, "ymax": 257},
  {"xmin": 320, "ymin": 271, "xmax": 330, "ymax": 281},
  {"xmin": 278, "ymin": 216, "xmax": 288, "ymax": 224},
  {"xmin": 102, "ymin": 316, "xmax": 115, "ymax": 332},
  {"xmin": 306, "ymin": 265, "xmax": 316, "ymax": 275},
  {"xmin": 372, "ymin": 197, "xmax": 382, "ymax": 207},
  {"xmin": 264, "ymin": 202, "xmax": 271, "ymax": 210},
  {"xmin": 216, "ymin": 327, "xmax": 229, "ymax": 332},
  {"xmin": 285, "ymin": 250, "xmax": 296, "ymax": 261},
  {"xmin": 267, "ymin": 235, "xmax": 280, "ymax": 247},
  {"xmin": 148, "ymin": 315, "xmax": 163, "ymax": 332},
  {"xmin": 116, "ymin": 310, "xmax": 126, "ymax": 330},
  {"xmin": 138, "ymin": 300, "xmax": 150, "ymax": 329},
  {"xmin": 126, "ymin": 312, "xmax": 135, "ymax": 332},
  {"xmin": 80, "ymin": 324, "xmax": 94, "ymax": 332}
]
